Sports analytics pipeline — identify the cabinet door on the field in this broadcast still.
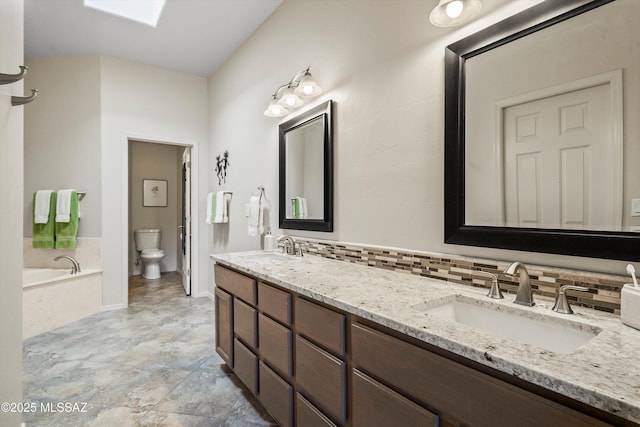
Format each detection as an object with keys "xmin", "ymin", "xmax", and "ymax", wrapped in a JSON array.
[
  {"xmin": 234, "ymin": 338, "xmax": 258, "ymax": 394},
  {"xmin": 295, "ymin": 297, "xmax": 345, "ymax": 356},
  {"xmin": 296, "ymin": 335, "xmax": 347, "ymax": 425},
  {"xmin": 297, "ymin": 393, "xmax": 337, "ymax": 427},
  {"xmin": 259, "ymin": 361, "xmax": 293, "ymax": 427},
  {"xmin": 258, "ymin": 282, "xmax": 292, "ymax": 326},
  {"xmin": 234, "ymin": 298, "xmax": 257, "ymax": 350},
  {"xmin": 215, "ymin": 264, "xmax": 257, "ymax": 304},
  {"xmin": 352, "ymin": 369, "xmax": 439, "ymax": 427},
  {"xmin": 258, "ymin": 313, "xmax": 293, "ymax": 378},
  {"xmin": 214, "ymin": 287, "xmax": 233, "ymax": 367}
]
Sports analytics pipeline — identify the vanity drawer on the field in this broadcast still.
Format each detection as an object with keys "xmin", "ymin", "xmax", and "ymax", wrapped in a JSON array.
[
  {"xmin": 233, "ymin": 298, "xmax": 257, "ymax": 350},
  {"xmin": 233, "ymin": 338, "xmax": 257, "ymax": 395},
  {"xmin": 214, "ymin": 287, "xmax": 233, "ymax": 367},
  {"xmin": 352, "ymin": 369, "xmax": 439, "ymax": 427},
  {"xmin": 296, "ymin": 335, "xmax": 347, "ymax": 425},
  {"xmin": 351, "ymin": 322, "xmax": 606, "ymax": 427},
  {"xmin": 258, "ymin": 282, "xmax": 292, "ymax": 326},
  {"xmin": 295, "ymin": 297, "xmax": 345, "ymax": 356},
  {"xmin": 258, "ymin": 313, "xmax": 293, "ymax": 377},
  {"xmin": 214, "ymin": 264, "xmax": 257, "ymax": 305},
  {"xmin": 296, "ymin": 393, "xmax": 337, "ymax": 427},
  {"xmin": 258, "ymin": 361, "xmax": 293, "ymax": 427}
]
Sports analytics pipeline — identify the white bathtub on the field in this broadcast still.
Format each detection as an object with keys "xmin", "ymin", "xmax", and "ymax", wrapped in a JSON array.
[{"xmin": 22, "ymin": 268, "xmax": 102, "ymax": 339}]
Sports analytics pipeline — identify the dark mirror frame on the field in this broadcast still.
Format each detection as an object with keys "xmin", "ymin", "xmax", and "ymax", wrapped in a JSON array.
[
  {"xmin": 279, "ymin": 100, "xmax": 333, "ymax": 232},
  {"xmin": 443, "ymin": 0, "xmax": 640, "ymax": 261}
]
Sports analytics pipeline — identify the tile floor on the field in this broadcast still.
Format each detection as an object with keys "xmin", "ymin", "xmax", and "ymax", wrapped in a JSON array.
[{"xmin": 22, "ymin": 272, "xmax": 276, "ymax": 426}]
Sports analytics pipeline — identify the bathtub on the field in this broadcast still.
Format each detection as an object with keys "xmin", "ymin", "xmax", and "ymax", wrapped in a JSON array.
[{"xmin": 23, "ymin": 268, "xmax": 102, "ymax": 339}]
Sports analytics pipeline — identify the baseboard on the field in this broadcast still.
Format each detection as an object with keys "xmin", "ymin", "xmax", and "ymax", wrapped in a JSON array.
[
  {"xmin": 200, "ymin": 291, "xmax": 214, "ymax": 300},
  {"xmin": 101, "ymin": 303, "xmax": 124, "ymax": 312}
]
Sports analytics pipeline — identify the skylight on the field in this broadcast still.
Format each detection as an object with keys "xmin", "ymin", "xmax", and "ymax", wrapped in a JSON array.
[{"xmin": 84, "ymin": 0, "xmax": 166, "ymax": 28}]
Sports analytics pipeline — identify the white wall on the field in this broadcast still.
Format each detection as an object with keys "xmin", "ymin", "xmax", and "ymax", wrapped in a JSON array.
[
  {"xmin": 128, "ymin": 140, "xmax": 180, "ymax": 275},
  {"xmin": 207, "ymin": 0, "xmax": 631, "ymax": 276},
  {"xmin": 100, "ymin": 56, "xmax": 208, "ymax": 308},
  {"xmin": 0, "ymin": 0, "xmax": 24, "ymax": 424},
  {"xmin": 24, "ymin": 56, "xmax": 102, "ymax": 237}
]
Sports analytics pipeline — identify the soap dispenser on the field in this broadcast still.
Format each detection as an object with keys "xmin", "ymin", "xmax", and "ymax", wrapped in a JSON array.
[{"xmin": 263, "ymin": 228, "xmax": 275, "ymax": 251}]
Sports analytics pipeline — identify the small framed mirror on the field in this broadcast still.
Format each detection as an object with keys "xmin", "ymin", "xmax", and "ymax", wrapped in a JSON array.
[{"xmin": 279, "ymin": 100, "xmax": 333, "ymax": 232}]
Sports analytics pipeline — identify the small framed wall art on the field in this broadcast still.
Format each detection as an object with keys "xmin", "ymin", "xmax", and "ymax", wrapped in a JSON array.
[{"xmin": 143, "ymin": 179, "xmax": 167, "ymax": 207}]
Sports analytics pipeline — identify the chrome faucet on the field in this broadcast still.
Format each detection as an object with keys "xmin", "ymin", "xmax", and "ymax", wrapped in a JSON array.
[
  {"xmin": 503, "ymin": 262, "xmax": 534, "ymax": 306},
  {"xmin": 277, "ymin": 235, "xmax": 302, "ymax": 256},
  {"xmin": 54, "ymin": 255, "xmax": 81, "ymax": 274},
  {"xmin": 552, "ymin": 285, "xmax": 589, "ymax": 314},
  {"xmin": 476, "ymin": 271, "xmax": 503, "ymax": 299}
]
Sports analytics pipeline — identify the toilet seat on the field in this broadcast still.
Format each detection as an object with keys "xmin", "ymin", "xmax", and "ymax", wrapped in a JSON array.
[{"xmin": 141, "ymin": 249, "xmax": 164, "ymax": 259}]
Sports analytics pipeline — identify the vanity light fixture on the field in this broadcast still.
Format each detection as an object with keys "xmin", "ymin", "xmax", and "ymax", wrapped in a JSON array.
[
  {"xmin": 264, "ymin": 67, "xmax": 323, "ymax": 118},
  {"xmin": 429, "ymin": 0, "xmax": 481, "ymax": 27}
]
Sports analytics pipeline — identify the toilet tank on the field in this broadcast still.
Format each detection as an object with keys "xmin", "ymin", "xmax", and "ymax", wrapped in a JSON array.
[{"xmin": 134, "ymin": 228, "xmax": 162, "ymax": 251}]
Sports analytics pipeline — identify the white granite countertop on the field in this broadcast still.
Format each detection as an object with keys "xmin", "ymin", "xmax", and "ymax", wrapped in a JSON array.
[{"xmin": 211, "ymin": 251, "xmax": 640, "ymax": 423}]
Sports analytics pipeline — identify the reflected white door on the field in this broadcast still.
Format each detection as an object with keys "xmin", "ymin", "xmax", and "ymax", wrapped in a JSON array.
[
  {"xmin": 181, "ymin": 148, "xmax": 191, "ymax": 295},
  {"xmin": 503, "ymin": 82, "xmax": 620, "ymax": 230}
]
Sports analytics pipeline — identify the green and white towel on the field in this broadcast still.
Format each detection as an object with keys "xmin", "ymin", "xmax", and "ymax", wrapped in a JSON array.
[{"xmin": 33, "ymin": 191, "xmax": 56, "ymax": 248}]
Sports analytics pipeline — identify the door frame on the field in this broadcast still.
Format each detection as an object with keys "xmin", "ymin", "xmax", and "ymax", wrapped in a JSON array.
[
  {"xmin": 493, "ymin": 69, "xmax": 623, "ymax": 226},
  {"xmin": 121, "ymin": 133, "xmax": 199, "ymax": 308}
]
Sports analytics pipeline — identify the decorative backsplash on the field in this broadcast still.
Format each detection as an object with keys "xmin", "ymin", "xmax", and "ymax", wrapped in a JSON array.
[{"xmin": 296, "ymin": 238, "xmax": 626, "ymax": 314}]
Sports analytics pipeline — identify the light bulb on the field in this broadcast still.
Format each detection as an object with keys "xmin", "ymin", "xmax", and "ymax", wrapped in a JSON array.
[
  {"xmin": 302, "ymin": 85, "xmax": 314, "ymax": 95},
  {"xmin": 446, "ymin": 0, "xmax": 463, "ymax": 18},
  {"xmin": 285, "ymin": 97, "xmax": 296, "ymax": 106}
]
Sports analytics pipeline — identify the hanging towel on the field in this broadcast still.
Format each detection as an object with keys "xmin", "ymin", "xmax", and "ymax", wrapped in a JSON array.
[
  {"xmin": 33, "ymin": 191, "xmax": 57, "ymax": 248},
  {"xmin": 55, "ymin": 190, "xmax": 79, "ymax": 249},
  {"xmin": 213, "ymin": 192, "xmax": 228, "ymax": 223},
  {"xmin": 206, "ymin": 192, "xmax": 229, "ymax": 224},
  {"xmin": 34, "ymin": 190, "xmax": 54, "ymax": 224},
  {"xmin": 248, "ymin": 195, "xmax": 263, "ymax": 236},
  {"xmin": 55, "ymin": 189, "xmax": 76, "ymax": 223},
  {"xmin": 205, "ymin": 192, "xmax": 215, "ymax": 224}
]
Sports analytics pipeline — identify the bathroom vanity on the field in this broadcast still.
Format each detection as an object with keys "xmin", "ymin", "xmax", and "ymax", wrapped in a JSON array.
[{"xmin": 211, "ymin": 251, "xmax": 640, "ymax": 426}]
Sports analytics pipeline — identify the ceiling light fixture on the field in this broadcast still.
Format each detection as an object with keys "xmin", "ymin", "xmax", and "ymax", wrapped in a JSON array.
[
  {"xmin": 84, "ymin": 0, "xmax": 167, "ymax": 28},
  {"xmin": 429, "ymin": 0, "xmax": 481, "ymax": 27},
  {"xmin": 264, "ymin": 67, "xmax": 323, "ymax": 118}
]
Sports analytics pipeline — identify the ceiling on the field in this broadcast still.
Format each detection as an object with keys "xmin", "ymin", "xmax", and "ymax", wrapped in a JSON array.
[{"xmin": 24, "ymin": 0, "xmax": 283, "ymax": 77}]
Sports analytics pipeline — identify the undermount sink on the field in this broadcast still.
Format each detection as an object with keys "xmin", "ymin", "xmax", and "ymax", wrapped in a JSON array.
[{"xmin": 415, "ymin": 295, "xmax": 601, "ymax": 354}]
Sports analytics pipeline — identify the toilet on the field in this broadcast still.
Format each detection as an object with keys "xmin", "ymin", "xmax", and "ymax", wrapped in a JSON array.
[{"xmin": 134, "ymin": 228, "xmax": 165, "ymax": 280}]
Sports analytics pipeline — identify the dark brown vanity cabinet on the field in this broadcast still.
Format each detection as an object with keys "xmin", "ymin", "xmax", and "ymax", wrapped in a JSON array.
[
  {"xmin": 294, "ymin": 296, "xmax": 347, "ymax": 425},
  {"xmin": 214, "ymin": 264, "xmax": 258, "ymax": 392},
  {"xmin": 351, "ymin": 322, "xmax": 612, "ymax": 427},
  {"xmin": 215, "ymin": 265, "xmax": 620, "ymax": 427},
  {"xmin": 214, "ymin": 287, "xmax": 233, "ymax": 366}
]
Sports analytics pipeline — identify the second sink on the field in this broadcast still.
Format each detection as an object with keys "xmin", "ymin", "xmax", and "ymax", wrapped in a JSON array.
[{"xmin": 415, "ymin": 295, "xmax": 601, "ymax": 354}]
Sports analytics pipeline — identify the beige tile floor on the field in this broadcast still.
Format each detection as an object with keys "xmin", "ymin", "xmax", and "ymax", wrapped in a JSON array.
[{"xmin": 22, "ymin": 272, "xmax": 275, "ymax": 426}]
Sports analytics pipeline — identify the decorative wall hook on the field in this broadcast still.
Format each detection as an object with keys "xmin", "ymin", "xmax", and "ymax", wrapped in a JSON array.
[
  {"xmin": 12, "ymin": 89, "xmax": 38, "ymax": 106},
  {"xmin": 0, "ymin": 65, "xmax": 28, "ymax": 85},
  {"xmin": 214, "ymin": 150, "xmax": 230, "ymax": 185}
]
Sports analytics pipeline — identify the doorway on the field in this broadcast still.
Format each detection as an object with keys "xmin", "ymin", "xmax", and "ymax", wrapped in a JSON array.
[{"xmin": 127, "ymin": 139, "xmax": 193, "ymax": 297}]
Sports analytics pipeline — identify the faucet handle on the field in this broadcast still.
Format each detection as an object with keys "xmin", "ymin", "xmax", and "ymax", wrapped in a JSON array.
[
  {"xmin": 552, "ymin": 285, "xmax": 589, "ymax": 314},
  {"xmin": 476, "ymin": 271, "xmax": 503, "ymax": 299}
]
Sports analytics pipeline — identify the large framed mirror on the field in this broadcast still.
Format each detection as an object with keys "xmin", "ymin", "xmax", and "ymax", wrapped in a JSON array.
[
  {"xmin": 444, "ymin": 0, "xmax": 640, "ymax": 261},
  {"xmin": 279, "ymin": 100, "xmax": 333, "ymax": 232}
]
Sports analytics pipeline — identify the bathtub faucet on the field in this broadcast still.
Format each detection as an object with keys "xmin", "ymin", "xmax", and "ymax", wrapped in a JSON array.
[{"xmin": 54, "ymin": 255, "xmax": 81, "ymax": 274}]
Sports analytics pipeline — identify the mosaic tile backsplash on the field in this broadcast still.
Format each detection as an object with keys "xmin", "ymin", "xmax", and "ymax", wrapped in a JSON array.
[{"xmin": 295, "ymin": 238, "xmax": 626, "ymax": 314}]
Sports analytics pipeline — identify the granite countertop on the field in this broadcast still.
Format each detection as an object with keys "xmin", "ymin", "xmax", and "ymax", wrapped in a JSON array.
[{"xmin": 210, "ymin": 250, "xmax": 640, "ymax": 423}]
